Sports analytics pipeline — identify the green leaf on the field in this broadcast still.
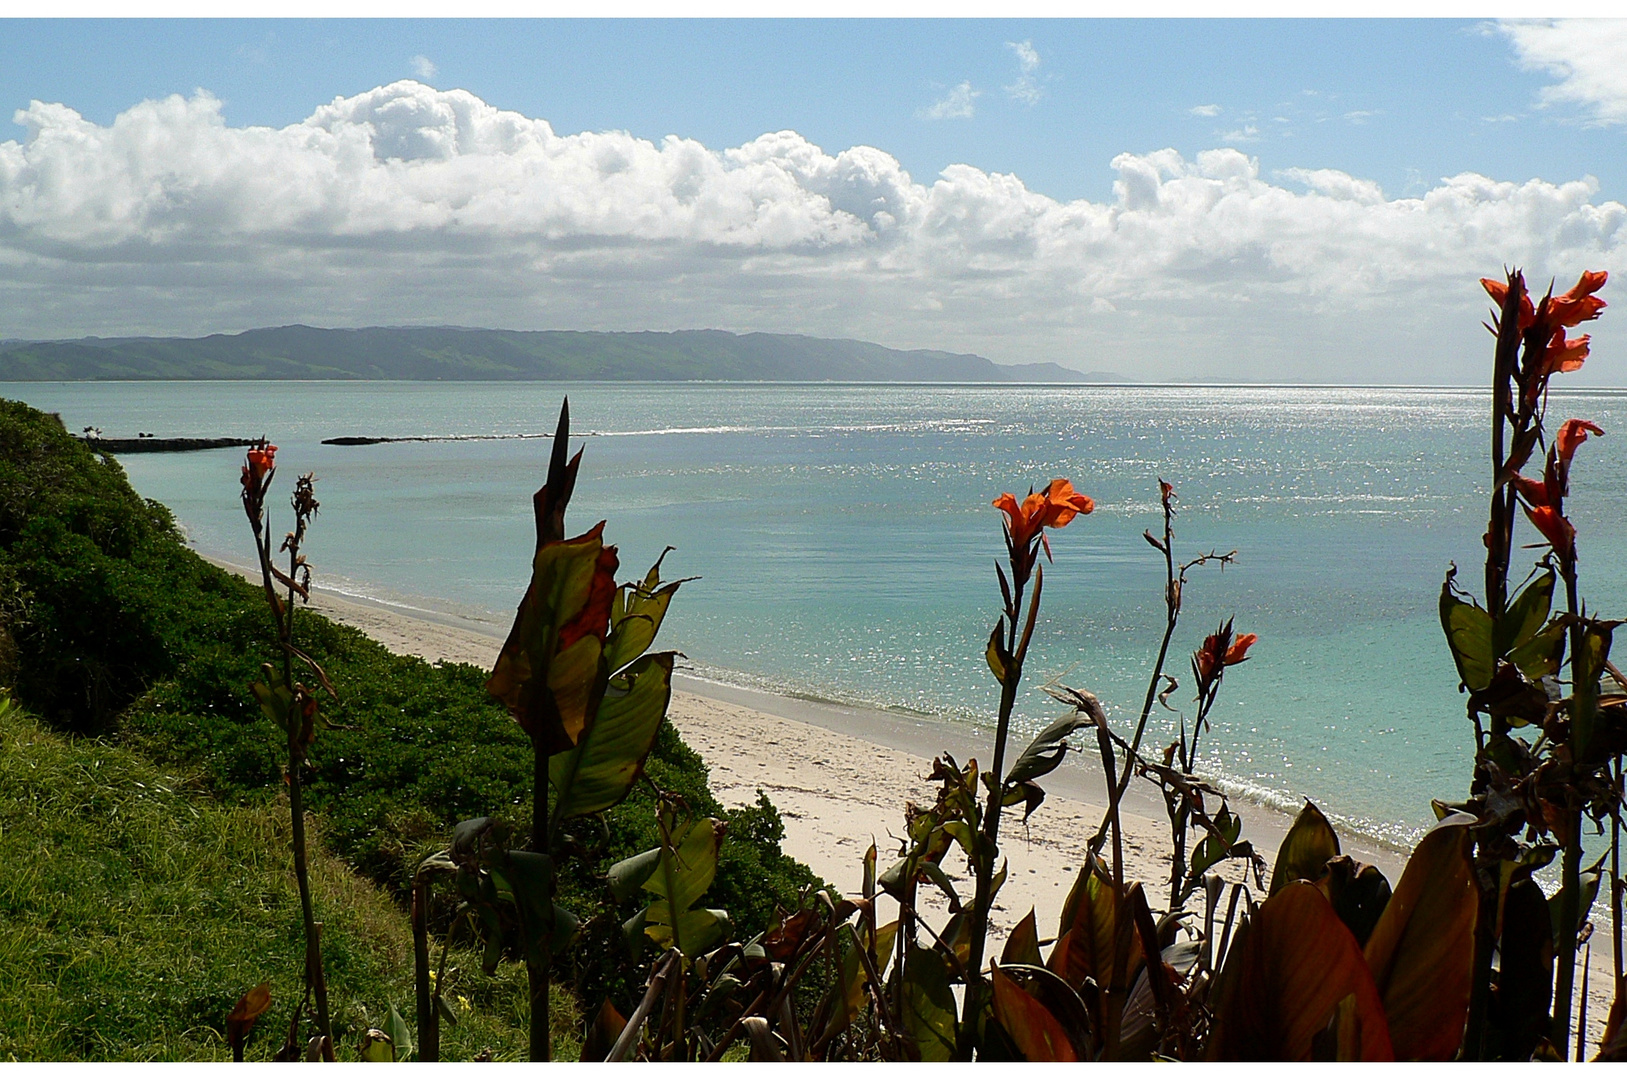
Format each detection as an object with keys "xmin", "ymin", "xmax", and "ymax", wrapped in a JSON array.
[
  {"xmin": 383, "ymin": 1004, "xmax": 413, "ymax": 1062},
  {"xmin": 607, "ymin": 847, "xmax": 660, "ymax": 903},
  {"xmin": 1269, "ymin": 800, "xmax": 1341, "ymax": 897},
  {"xmin": 902, "ymin": 945, "xmax": 958, "ymax": 1062},
  {"xmin": 1572, "ymin": 626, "xmax": 1614, "ymax": 761},
  {"xmin": 1440, "ymin": 575, "xmax": 1495, "ymax": 692},
  {"xmin": 358, "ymin": 1030, "xmax": 394, "ymax": 1063},
  {"xmin": 1509, "ymin": 621, "xmax": 1566, "ymax": 681},
  {"xmin": 1005, "ymin": 711, "xmax": 1091, "ymax": 787},
  {"xmin": 602, "ymin": 554, "xmax": 683, "ymax": 675},
  {"xmin": 550, "ymin": 652, "xmax": 674, "ymax": 822},
  {"xmin": 1496, "ymin": 570, "xmax": 1555, "ymax": 656},
  {"xmin": 986, "ymin": 624, "xmax": 1008, "ymax": 684},
  {"xmin": 640, "ymin": 815, "xmax": 726, "ymax": 955}
]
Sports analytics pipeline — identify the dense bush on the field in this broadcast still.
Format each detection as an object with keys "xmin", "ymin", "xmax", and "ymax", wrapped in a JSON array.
[{"xmin": 0, "ymin": 397, "xmax": 822, "ymax": 1025}]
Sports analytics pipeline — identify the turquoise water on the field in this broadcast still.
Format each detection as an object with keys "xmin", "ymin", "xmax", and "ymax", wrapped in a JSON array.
[{"xmin": 11, "ymin": 381, "xmax": 1627, "ymax": 848}]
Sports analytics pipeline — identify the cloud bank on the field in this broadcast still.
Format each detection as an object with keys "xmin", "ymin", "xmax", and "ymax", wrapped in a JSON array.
[
  {"xmin": 1501, "ymin": 18, "xmax": 1627, "ymax": 126},
  {"xmin": 2, "ymin": 80, "xmax": 1624, "ymax": 381}
]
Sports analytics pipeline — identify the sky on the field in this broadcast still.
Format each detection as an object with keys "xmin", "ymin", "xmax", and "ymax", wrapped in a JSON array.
[{"xmin": 1, "ymin": 18, "xmax": 1625, "ymax": 382}]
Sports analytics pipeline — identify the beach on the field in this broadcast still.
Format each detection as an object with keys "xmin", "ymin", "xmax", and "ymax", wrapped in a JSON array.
[{"xmin": 256, "ymin": 560, "xmax": 1401, "ymax": 935}]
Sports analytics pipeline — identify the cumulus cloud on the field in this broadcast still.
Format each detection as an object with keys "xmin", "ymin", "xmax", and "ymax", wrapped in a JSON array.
[
  {"xmin": 410, "ymin": 55, "xmax": 438, "ymax": 79},
  {"xmin": 1004, "ymin": 41, "xmax": 1042, "ymax": 105},
  {"xmin": 1500, "ymin": 18, "xmax": 1627, "ymax": 125},
  {"xmin": 919, "ymin": 81, "xmax": 979, "ymax": 120},
  {"xmin": 1190, "ymin": 104, "xmax": 1222, "ymax": 117},
  {"xmin": 1, "ymin": 80, "xmax": 1623, "ymax": 382}
]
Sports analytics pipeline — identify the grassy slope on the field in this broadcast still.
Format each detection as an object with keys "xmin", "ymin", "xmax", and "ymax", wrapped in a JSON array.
[
  {"xmin": 0, "ymin": 700, "xmax": 567, "ymax": 1061},
  {"xmin": 0, "ymin": 397, "xmax": 824, "ymax": 1057}
]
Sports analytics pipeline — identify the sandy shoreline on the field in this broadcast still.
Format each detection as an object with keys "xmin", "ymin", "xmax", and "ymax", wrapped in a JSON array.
[
  {"xmin": 207, "ymin": 553, "xmax": 1614, "ymax": 1048},
  {"xmin": 211, "ymin": 554, "xmax": 1389, "ymax": 925}
]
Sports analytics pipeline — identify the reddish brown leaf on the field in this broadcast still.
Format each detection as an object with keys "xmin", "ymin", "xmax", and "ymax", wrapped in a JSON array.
[
  {"xmin": 1208, "ymin": 882, "xmax": 1393, "ymax": 1061},
  {"xmin": 992, "ymin": 964, "xmax": 1079, "ymax": 1062},
  {"xmin": 1362, "ymin": 813, "xmax": 1477, "ymax": 1060}
]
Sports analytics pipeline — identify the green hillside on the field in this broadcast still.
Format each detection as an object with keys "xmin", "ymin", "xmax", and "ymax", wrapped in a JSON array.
[{"xmin": 0, "ymin": 325, "xmax": 1109, "ymax": 382}]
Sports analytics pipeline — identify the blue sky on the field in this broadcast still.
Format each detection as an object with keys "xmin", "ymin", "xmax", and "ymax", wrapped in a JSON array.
[{"xmin": 1, "ymin": 18, "xmax": 1624, "ymax": 382}]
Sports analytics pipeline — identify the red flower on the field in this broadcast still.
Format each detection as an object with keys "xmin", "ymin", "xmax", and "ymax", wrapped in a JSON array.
[
  {"xmin": 1483, "ymin": 277, "xmax": 1536, "ymax": 332},
  {"xmin": 1547, "ymin": 270, "xmax": 1607, "ymax": 329},
  {"xmin": 1511, "ymin": 473, "xmax": 1552, "ymax": 508},
  {"xmin": 1555, "ymin": 418, "xmax": 1603, "ymax": 470}
]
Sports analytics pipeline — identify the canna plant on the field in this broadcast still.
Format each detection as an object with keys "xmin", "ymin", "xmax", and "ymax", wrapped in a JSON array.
[
  {"xmin": 412, "ymin": 399, "xmax": 686, "ymax": 1061},
  {"xmin": 1437, "ymin": 267, "xmax": 1626, "ymax": 1060},
  {"xmin": 239, "ymin": 440, "xmax": 342, "ymax": 1060}
]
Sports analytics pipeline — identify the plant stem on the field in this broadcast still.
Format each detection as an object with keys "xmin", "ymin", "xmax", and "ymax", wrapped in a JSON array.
[
  {"xmin": 528, "ymin": 737, "xmax": 551, "ymax": 1062},
  {"xmin": 412, "ymin": 878, "xmax": 437, "ymax": 1062}
]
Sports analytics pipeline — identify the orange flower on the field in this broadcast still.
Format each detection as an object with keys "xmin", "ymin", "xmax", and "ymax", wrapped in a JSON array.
[
  {"xmin": 1225, "ymin": 633, "xmax": 1257, "ymax": 666},
  {"xmin": 1547, "ymin": 270, "xmax": 1607, "ymax": 329},
  {"xmin": 1194, "ymin": 622, "xmax": 1256, "ymax": 688},
  {"xmin": 1483, "ymin": 277, "xmax": 1536, "ymax": 332},
  {"xmin": 1555, "ymin": 418, "xmax": 1603, "ymax": 469},
  {"xmin": 993, "ymin": 478, "xmax": 1095, "ymax": 553},
  {"xmin": 241, "ymin": 442, "xmax": 277, "ymax": 493},
  {"xmin": 1524, "ymin": 503, "xmax": 1575, "ymax": 557}
]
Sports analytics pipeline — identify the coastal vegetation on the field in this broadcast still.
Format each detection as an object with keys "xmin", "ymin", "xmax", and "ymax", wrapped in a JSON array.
[{"xmin": 1, "ymin": 266, "xmax": 1623, "ymax": 1061}]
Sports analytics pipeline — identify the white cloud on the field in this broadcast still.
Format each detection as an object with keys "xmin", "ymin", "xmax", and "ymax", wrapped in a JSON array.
[
  {"xmin": 920, "ymin": 81, "xmax": 979, "ymax": 120},
  {"xmin": 1, "ymin": 80, "xmax": 1623, "ymax": 382},
  {"xmin": 1500, "ymin": 18, "xmax": 1627, "ymax": 125},
  {"xmin": 1190, "ymin": 104, "xmax": 1222, "ymax": 117},
  {"xmin": 1343, "ymin": 110, "xmax": 1378, "ymax": 124},
  {"xmin": 1004, "ymin": 41, "xmax": 1042, "ymax": 106},
  {"xmin": 1219, "ymin": 124, "xmax": 1261, "ymax": 143},
  {"xmin": 410, "ymin": 55, "xmax": 438, "ymax": 80}
]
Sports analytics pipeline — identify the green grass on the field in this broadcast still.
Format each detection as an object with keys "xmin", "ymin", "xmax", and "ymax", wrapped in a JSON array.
[{"xmin": 0, "ymin": 699, "xmax": 578, "ymax": 1061}]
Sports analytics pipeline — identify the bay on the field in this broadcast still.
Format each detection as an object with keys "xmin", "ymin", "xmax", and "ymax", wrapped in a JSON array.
[{"xmin": 11, "ymin": 379, "xmax": 1627, "ymax": 848}]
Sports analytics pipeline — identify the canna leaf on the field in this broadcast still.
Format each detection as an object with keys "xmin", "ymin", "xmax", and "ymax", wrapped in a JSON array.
[
  {"xmin": 1571, "ymin": 625, "xmax": 1614, "ymax": 761},
  {"xmin": 1317, "ymin": 856, "xmax": 1391, "ymax": 948},
  {"xmin": 1363, "ymin": 813, "xmax": 1476, "ymax": 1061},
  {"xmin": 1208, "ymin": 882, "xmax": 1394, "ymax": 1061},
  {"xmin": 1440, "ymin": 574, "xmax": 1495, "ymax": 692},
  {"xmin": 602, "ymin": 552, "xmax": 684, "ymax": 675},
  {"xmin": 1496, "ymin": 878, "xmax": 1554, "ymax": 1061},
  {"xmin": 486, "ymin": 523, "xmax": 620, "ymax": 755},
  {"xmin": 550, "ymin": 652, "xmax": 675, "ymax": 822},
  {"xmin": 1001, "ymin": 909, "xmax": 1043, "ymax": 967},
  {"xmin": 1509, "ymin": 621, "xmax": 1566, "ymax": 681},
  {"xmin": 991, "ymin": 964, "xmax": 1079, "ymax": 1062},
  {"xmin": 639, "ymin": 814, "xmax": 726, "ymax": 956},
  {"xmin": 1496, "ymin": 570, "xmax": 1555, "ymax": 656},
  {"xmin": 986, "ymin": 624, "xmax": 1008, "ymax": 683},
  {"xmin": 1005, "ymin": 711, "xmax": 1091, "ymax": 787},
  {"xmin": 902, "ymin": 945, "xmax": 958, "ymax": 1062},
  {"xmin": 1269, "ymin": 800, "xmax": 1340, "ymax": 896},
  {"xmin": 383, "ymin": 1004, "xmax": 413, "ymax": 1062}
]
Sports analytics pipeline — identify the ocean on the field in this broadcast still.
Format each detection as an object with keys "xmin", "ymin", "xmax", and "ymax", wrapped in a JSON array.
[{"xmin": 10, "ymin": 380, "xmax": 1627, "ymax": 850}]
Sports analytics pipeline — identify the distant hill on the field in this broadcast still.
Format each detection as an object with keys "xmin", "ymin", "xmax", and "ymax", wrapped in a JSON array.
[{"xmin": 0, "ymin": 326, "xmax": 1125, "ymax": 383}]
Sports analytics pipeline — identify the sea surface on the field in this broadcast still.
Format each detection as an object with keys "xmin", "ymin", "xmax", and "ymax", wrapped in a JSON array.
[{"xmin": 11, "ymin": 380, "xmax": 1627, "ymax": 850}]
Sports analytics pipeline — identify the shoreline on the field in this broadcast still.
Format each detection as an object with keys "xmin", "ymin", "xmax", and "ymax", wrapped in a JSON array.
[{"xmin": 203, "ymin": 552, "xmax": 1397, "ymax": 908}]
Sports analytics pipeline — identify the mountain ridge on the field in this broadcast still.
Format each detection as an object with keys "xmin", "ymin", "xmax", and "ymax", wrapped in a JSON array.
[{"xmin": 0, "ymin": 325, "xmax": 1127, "ymax": 383}]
